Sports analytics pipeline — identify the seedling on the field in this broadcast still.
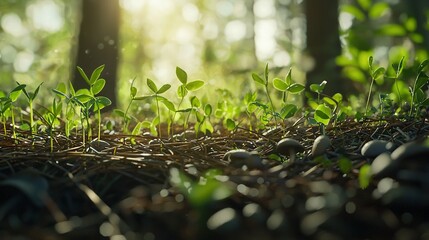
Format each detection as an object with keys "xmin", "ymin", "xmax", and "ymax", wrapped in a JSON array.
[
  {"xmin": 16, "ymin": 81, "xmax": 43, "ymax": 135},
  {"xmin": 366, "ymin": 56, "xmax": 385, "ymax": 115},
  {"xmin": 134, "ymin": 78, "xmax": 174, "ymax": 137},
  {"xmin": 113, "ymin": 77, "xmax": 139, "ymax": 134},
  {"xmin": 252, "ymin": 63, "xmax": 277, "ymax": 123},
  {"xmin": 173, "ymin": 66, "xmax": 205, "ymax": 135},
  {"xmin": 272, "ymin": 69, "xmax": 304, "ymax": 120},
  {"xmin": 409, "ymin": 59, "xmax": 429, "ymax": 117},
  {"xmin": 38, "ymin": 98, "xmax": 62, "ymax": 152},
  {"xmin": 7, "ymin": 84, "xmax": 26, "ymax": 140},
  {"xmin": 76, "ymin": 65, "xmax": 112, "ymax": 141}
]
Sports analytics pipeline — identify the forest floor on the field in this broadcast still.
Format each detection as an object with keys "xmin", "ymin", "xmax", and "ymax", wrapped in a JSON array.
[{"xmin": 1, "ymin": 117, "xmax": 429, "ymax": 240}]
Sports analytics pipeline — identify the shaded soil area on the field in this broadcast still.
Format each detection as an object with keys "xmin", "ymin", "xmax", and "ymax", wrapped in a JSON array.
[{"xmin": 1, "ymin": 118, "xmax": 429, "ymax": 240}]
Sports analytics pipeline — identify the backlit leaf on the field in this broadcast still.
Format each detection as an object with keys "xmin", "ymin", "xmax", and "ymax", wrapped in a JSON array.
[
  {"xmin": 273, "ymin": 78, "xmax": 287, "ymax": 91},
  {"xmin": 280, "ymin": 104, "xmax": 298, "ymax": 119},
  {"xmin": 89, "ymin": 65, "xmax": 105, "ymax": 84},
  {"xmin": 186, "ymin": 80, "xmax": 205, "ymax": 91},
  {"xmin": 91, "ymin": 79, "xmax": 105, "ymax": 95},
  {"xmin": 176, "ymin": 66, "xmax": 188, "ymax": 84},
  {"xmin": 252, "ymin": 73, "xmax": 265, "ymax": 86},
  {"xmin": 147, "ymin": 78, "xmax": 158, "ymax": 93},
  {"xmin": 77, "ymin": 66, "xmax": 90, "ymax": 85},
  {"xmin": 287, "ymin": 83, "xmax": 305, "ymax": 94},
  {"xmin": 157, "ymin": 84, "xmax": 171, "ymax": 94},
  {"xmin": 314, "ymin": 104, "xmax": 332, "ymax": 125},
  {"xmin": 359, "ymin": 164, "xmax": 372, "ymax": 189}
]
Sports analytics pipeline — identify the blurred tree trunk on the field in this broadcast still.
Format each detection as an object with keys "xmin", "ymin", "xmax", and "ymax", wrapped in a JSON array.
[
  {"xmin": 304, "ymin": 0, "xmax": 348, "ymax": 99},
  {"xmin": 73, "ymin": 0, "xmax": 119, "ymax": 109}
]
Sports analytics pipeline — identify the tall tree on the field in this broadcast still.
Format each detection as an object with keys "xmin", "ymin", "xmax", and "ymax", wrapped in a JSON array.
[
  {"xmin": 73, "ymin": 0, "xmax": 120, "ymax": 108},
  {"xmin": 304, "ymin": 0, "xmax": 348, "ymax": 98}
]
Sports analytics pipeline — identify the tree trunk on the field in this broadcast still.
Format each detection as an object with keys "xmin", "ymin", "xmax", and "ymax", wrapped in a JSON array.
[
  {"xmin": 73, "ymin": 0, "xmax": 119, "ymax": 109},
  {"xmin": 304, "ymin": 0, "xmax": 347, "ymax": 99}
]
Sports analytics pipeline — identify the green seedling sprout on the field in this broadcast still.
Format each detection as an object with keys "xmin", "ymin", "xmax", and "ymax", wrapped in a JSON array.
[
  {"xmin": 252, "ymin": 63, "xmax": 277, "ymax": 123},
  {"xmin": 113, "ymin": 77, "xmax": 138, "ymax": 134},
  {"xmin": 16, "ymin": 81, "xmax": 43, "ymax": 135},
  {"xmin": 365, "ymin": 56, "xmax": 385, "ymax": 115},
  {"xmin": 391, "ymin": 56, "xmax": 405, "ymax": 105},
  {"xmin": 0, "ymin": 92, "xmax": 12, "ymax": 135},
  {"xmin": 194, "ymin": 103, "xmax": 214, "ymax": 135},
  {"xmin": 409, "ymin": 59, "xmax": 429, "ymax": 117},
  {"xmin": 273, "ymin": 69, "xmax": 305, "ymax": 120},
  {"xmin": 173, "ymin": 66, "xmax": 205, "ymax": 136},
  {"xmin": 134, "ymin": 78, "xmax": 174, "ymax": 137},
  {"xmin": 7, "ymin": 84, "xmax": 26, "ymax": 140},
  {"xmin": 76, "ymin": 65, "xmax": 112, "ymax": 141},
  {"xmin": 38, "ymin": 98, "xmax": 62, "ymax": 152}
]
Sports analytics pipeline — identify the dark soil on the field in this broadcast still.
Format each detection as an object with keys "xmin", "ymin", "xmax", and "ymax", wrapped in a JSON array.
[{"xmin": 1, "ymin": 118, "xmax": 429, "ymax": 240}]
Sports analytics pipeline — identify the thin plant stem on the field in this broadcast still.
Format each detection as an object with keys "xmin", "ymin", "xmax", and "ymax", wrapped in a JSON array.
[{"xmin": 365, "ymin": 78, "xmax": 375, "ymax": 115}]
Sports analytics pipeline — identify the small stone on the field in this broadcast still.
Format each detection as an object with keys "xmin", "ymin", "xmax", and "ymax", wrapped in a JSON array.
[
  {"xmin": 207, "ymin": 208, "xmax": 240, "ymax": 232},
  {"xmin": 311, "ymin": 135, "xmax": 331, "ymax": 157},
  {"xmin": 223, "ymin": 149, "xmax": 263, "ymax": 169},
  {"xmin": 371, "ymin": 152, "xmax": 396, "ymax": 178},
  {"xmin": 361, "ymin": 140, "xmax": 394, "ymax": 158}
]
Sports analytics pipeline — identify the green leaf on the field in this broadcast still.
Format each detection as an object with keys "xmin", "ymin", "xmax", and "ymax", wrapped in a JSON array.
[
  {"xmin": 369, "ymin": 2, "xmax": 388, "ymax": 19},
  {"xmin": 314, "ymin": 104, "xmax": 332, "ymax": 125},
  {"xmin": 395, "ymin": 56, "xmax": 405, "ymax": 77},
  {"xmin": 226, "ymin": 118, "xmax": 235, "ymax": 131},
  {"xmin": 342, "ymin": 5, "xmax": 365, "ymax": 21},
  {"xmin": 273, "ymin": 78, "xmax": 287, "ymax": 91},
  {"xmin": 204, "ymin": 104, "xmax": 212, "ymax": 116},
  {"xmin": 147, "ymin": 78, "xmax": 158, "ymax": 93},
  {"xmin": 405, "ymin": 17, "xmax": 417, "ymax": 32},
  {"xmin": 372, "ymin": 67, "xmax": 385, "ymax": 80},
  {"xmin": 358, "ymin": 164, "xmax": 372, "ymax": 189},
  {"xmin": 77, "ymin": 66, "xmax": 90, "ymax": 85},
  {"xmin": 368, "ymin": 56, "xmax": 374, "ymax": 69},
  {"xmin": 130, "ymin": 86, "xmax": 137, "ymax": 98},
  {"xmin": 95, "ymin": 96, "xmax": 112, "ymax": 110},
  {"xmin": 280, "ymin": 104, "xmax": 298, "ymax": 119},
  {"xmin": 74, "ymin": 94, "xmax": 92, "ymax": 104},
  {"xmin": 133, "ymin": 95, "xmax": 152, "ymax": 101},
  {"xmin": 132, "ymin": 121, "xmax": 143, "ymax": 136},
  {"xmin": 379, "ymin": 24, "xmax": 406, "ymax": 36},
  {"xmin": 186, "ymin": 80, "xmax": 205, "ymax": 91},
  {"xmin": 177, "ymin": 85, "xmax": 188, "ymax": 98},
  {"xmin": 287, "ymin": 83, "xmax": 305, "ymax": 94},
  {"xmin": 10, "ymin": 85, "xmax": 26, "ymax": 102},
  {"xmin": 418, "ymin": 60, "xmax": 429, "ymax": 72},
  {"xmin": 113, "ymin": 109, "xmax": 126, "ymax": 118},
  {"xmin": 190, "ymin": 96, "xmax": 201, "ymax": 107},
  {"xmin": 264, "ymin": 63, "xmax": 269, "ymax": 82},
  {"xmin": 157, "ymin": 96, "xmax": 176, "ymax": 111},
  {"xmin": 310, "ymin": 81, "xmax": 326, "ymax": 94},
  {"xmin": 338, "ymin": 157, "xmax": 353, "ymax": 174},
  {"xmin": 252, "ymin": 73, "xmax": 266, "ymax": 86},
  {"xmin": 89, "ymin": 65, "xmax": 105, "ymax": 84},
  {"xmin": 195, "ymin": 111, "xmax": 204, "ymax": 122},
  {"xmin": 416, "ymin": 74, "xmax": 429, "ymax": 89},
  {"xmin": 357, "ymin": 0, "xmax": 370, "ymax": 10},
  {"xmin": 32, "ymin": 82, "xmax": 43, "ymax": 101},
  {"xmin": 176, "ymin": 66, "xmax": 188, "ymax": 84},
  {"xmin": 20, "ymin": 123, "xmax": 30, "ymax": 131},
  {"xmin": 285, "ymin": 68, "xmax": 293, "ymax": 86},
  {"xmin": 157, "ymin": 84, "xmax": 171, "ymax": 94},
  {"xmin": 52, "ymin": 88, "xmax": 68, "ymax": 99},
  {"xmin": 91, "ymin": 79, "xmax": 106, "ymax": 95},
  {"xmin": 152, "ymin": 116, "xmax": 160, "ymax": 126}
]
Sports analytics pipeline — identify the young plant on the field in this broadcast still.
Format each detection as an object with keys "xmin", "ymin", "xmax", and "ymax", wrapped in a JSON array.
[
  {"xmin": 194, "ymin": 103, "xmax": 214, "ymax": 135},
  {"xmin": 409, "ymin": 59, "xmax": 429, "ymax": 117},
  {"xmin": 272, "ymin": 69, "xmax": 305, "ymax": 120},
  {"xmin": 16, "ymin": 81, "xmax": 43, "ymax": 135},
  {"xmin": 366, "ymin": 56, "xmax": 385, "ymax": 115},
  {"xmin": 390, "ymin": 56, "xmax": 405, "ymax": 105},
  {"xmin": 39, "ymin": 98, "xmax": 62, "ymax": 152},
  {"xmin": 113, "ymin": 78, "xmax": 139, "ymax": 134},
  {"xmin": 134, "ymin": 78, "xmax": 174, "ymax": 137},
  {"xmin": 173, "ymin": 67, "xmax": 205, "ymax": 134},
  {"xmin": 5, "ymin": 85, "xmax": 26, "ymax": 140},
  {"xmin": 252, "ymin": 63, "xmax": 277, "ymax": 121},
  {"xmin": 76, "ymin": 65, "xmax": 112, "ymax": 141}
]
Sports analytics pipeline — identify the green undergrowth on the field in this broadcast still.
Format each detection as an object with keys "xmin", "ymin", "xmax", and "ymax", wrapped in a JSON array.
[{"xmin": 0, "ymin": 57, "xmax": 428, "ymax": 153}]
